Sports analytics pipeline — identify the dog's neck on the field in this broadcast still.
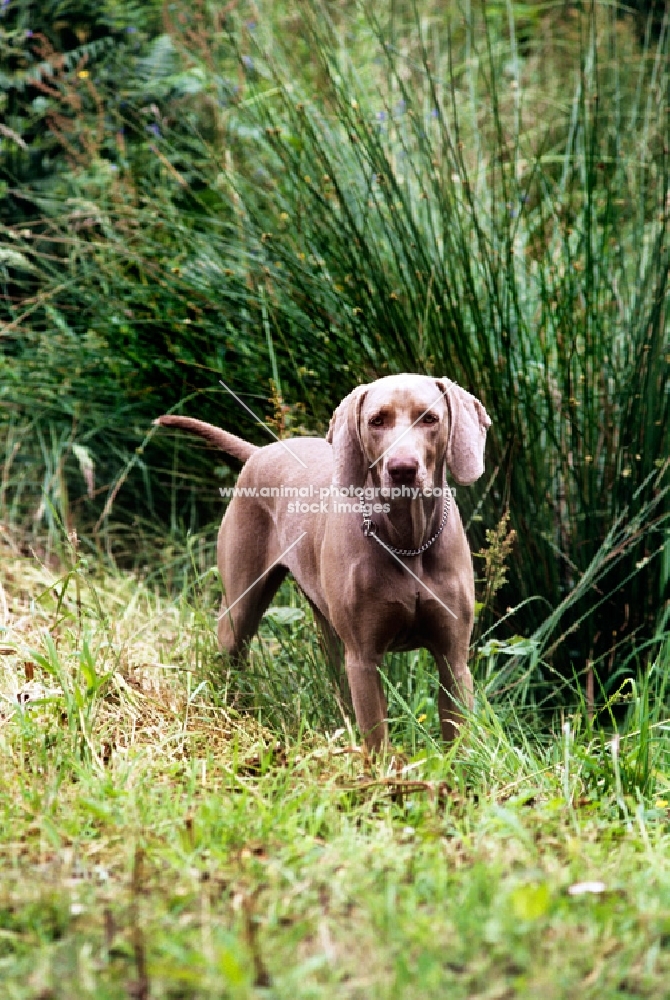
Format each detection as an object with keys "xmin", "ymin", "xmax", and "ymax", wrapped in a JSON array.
[
  {"xmin": 367, "ymin": 471, "xmax": 445, "ymax": 553},
  {"xmin": 381, "ymin": 494, "xmax": 442, "ymax": 552}
]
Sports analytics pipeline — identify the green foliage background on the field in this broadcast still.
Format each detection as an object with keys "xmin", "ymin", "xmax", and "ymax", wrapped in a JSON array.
[{"xmin": 1, "ymin": 0, "xmax": 668, "ymax": 702}]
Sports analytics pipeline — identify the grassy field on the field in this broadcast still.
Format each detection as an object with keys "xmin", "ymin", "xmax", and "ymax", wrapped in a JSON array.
[{"xmin": 1, "ymin": 535, "xmax": 669, "ymax": 999}]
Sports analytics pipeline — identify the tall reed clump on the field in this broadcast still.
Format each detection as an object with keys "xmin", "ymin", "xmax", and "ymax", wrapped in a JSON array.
[{"xmin": 208, "ymin": 0, "xmax": 669, "ymax": 692}]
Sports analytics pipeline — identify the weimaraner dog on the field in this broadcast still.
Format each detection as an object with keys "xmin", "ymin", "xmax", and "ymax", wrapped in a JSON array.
[{"xmin": 156, "ymin": 374, "xmax": 491, "ymax": 751}]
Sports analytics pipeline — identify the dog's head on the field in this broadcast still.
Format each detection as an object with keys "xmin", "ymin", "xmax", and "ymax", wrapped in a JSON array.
[{"xmin": 326, "ymin": 373, "xmax": 491, "ymax": 490}]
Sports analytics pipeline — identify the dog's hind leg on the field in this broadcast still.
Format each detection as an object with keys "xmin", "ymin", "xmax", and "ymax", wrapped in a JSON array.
[
  {"xmin": 216, "ymin": 501, "xmax": 287, "ymax": 660},
  {"xmin": 218, "ymin": 564, "xmax": 288, "ymax": 659}
]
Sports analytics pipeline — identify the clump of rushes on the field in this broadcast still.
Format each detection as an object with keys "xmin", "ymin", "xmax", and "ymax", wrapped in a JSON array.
[{"xmin": 214, "ymin": 0, "xmax": 669, "ymax": 695}]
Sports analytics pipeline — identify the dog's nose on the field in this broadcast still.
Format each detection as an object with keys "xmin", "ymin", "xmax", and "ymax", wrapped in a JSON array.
[{"xmin": 387, "ymin": 457, "xmax": 419, "ymax": 486}]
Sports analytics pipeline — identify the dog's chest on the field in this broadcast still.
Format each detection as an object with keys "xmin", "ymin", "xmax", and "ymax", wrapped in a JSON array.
[{"xmin": 385, "ymin": 585, "xmax": 448, "ymax": 653}]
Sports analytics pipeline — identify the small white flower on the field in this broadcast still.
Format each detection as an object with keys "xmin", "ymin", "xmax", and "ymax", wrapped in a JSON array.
[{"xmin": 567, "ymin": 881, "xmax": 606, "ymax": 896}]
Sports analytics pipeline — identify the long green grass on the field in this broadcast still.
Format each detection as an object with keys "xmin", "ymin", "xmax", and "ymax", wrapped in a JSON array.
[{"xmin": 1, "ymin": 541, "xmax": 669, "ymax": 997}]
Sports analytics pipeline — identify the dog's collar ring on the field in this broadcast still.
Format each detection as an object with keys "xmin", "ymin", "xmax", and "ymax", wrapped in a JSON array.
[{"xmin": 362, "ymin": 491, "xmax": 451, "ymax": 557}]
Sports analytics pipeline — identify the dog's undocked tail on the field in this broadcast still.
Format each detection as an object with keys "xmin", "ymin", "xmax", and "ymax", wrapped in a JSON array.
[{"xmin": 154, "ymin": 415, "xmax": 259, "ymax": 463}]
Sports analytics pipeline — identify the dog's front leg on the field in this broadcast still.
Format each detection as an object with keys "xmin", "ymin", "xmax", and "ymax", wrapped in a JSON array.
[
  {"xmin": 344, "ymin": 653, "xmax": 388, "ymax": 752},
  {"xmin": 433, "ymin": 650, "xmax": 473, "ymax": 743}
]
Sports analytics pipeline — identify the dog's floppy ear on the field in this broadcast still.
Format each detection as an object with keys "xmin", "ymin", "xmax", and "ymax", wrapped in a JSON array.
[
  {"xmin": 436, "ymin": 380, "xmax": 491, "ymax": 485},
  {"xmin": 326, "ymin": 384, "xmax": 369, "ymax": 489}
]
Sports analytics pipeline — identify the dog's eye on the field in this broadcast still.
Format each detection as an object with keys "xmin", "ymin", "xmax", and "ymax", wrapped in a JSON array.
[
  {"xmin": 422, "ymin": 413, "xmax": 439, "ymax": 425},
  {"xmin": 369, "ymin": 415, "xmax": 385, "ymax": 427}
]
